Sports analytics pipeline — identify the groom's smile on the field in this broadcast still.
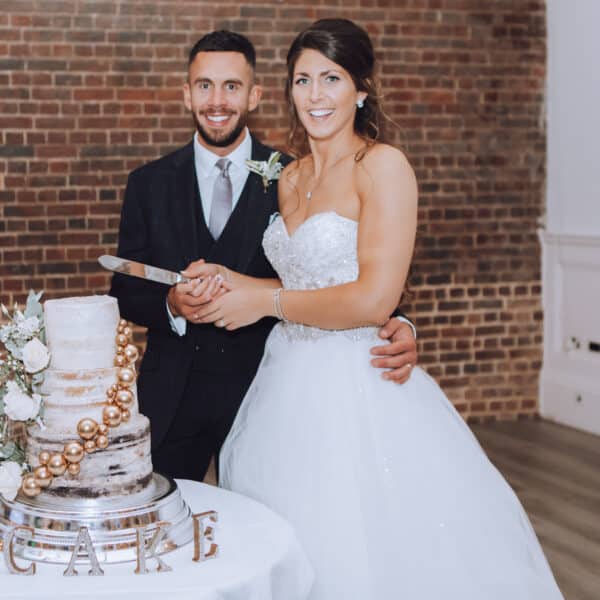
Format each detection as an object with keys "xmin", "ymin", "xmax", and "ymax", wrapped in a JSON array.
[{"xmin": 183, "ymin": 51, "xmax": 262, "ymax": 155}]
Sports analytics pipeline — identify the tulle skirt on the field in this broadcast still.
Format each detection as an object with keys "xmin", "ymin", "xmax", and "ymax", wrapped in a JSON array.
[{"xmin": 220, "ymin": 324, "xmax": 563, "ymax": 599}]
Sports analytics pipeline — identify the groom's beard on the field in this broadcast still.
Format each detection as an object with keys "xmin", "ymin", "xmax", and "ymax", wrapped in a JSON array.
[{"xmin": 193, "ymin": 108, "xmax": 249, "ymax": 148}]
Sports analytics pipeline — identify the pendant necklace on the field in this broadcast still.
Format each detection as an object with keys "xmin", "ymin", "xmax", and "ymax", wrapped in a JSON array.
[{"xmin": 305, "ymin": 149, "xmax": 359, "ymax": 202}]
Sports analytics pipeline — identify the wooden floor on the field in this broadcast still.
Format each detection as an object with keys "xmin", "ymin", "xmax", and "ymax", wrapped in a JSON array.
[{"xmin": 472, "ymin": 419, "xmax": 600, "ymax": 600}]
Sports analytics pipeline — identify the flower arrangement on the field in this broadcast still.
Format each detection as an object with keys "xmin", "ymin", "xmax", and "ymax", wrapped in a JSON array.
[{"xmin": 0, "ymin": 290, "xmax": 48, "ymax": 500}]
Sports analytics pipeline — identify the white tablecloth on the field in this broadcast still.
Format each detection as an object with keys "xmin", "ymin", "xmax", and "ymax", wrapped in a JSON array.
[{"xmin": 0, "ymin": 480, "xmax": 314, "ymax": 600}]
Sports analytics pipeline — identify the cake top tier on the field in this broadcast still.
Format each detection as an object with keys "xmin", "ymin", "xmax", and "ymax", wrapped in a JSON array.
[{"xmin": 44, "ymin": 295, "xmax": 119, "ymax": 370}]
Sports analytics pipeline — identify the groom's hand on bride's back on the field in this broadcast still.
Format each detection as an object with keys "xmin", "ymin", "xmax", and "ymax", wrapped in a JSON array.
[{"xmin": 370, "ymin": 319, "xmax": 417, "ymax": 384}]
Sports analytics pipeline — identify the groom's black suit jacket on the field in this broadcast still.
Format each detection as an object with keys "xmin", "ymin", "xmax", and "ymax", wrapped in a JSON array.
[{"xmin": 109, "ymin": 136, "xmax": 290, "ymax": 449}]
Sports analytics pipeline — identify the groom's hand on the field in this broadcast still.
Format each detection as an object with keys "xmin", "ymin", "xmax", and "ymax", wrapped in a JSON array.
[
  {"xmin": 370, "ymin": 319, "xmax": 417, "ymax": 384},
  {"xmin": 167, "ymin": 276, "xmax": 221, "ymax": 322}
]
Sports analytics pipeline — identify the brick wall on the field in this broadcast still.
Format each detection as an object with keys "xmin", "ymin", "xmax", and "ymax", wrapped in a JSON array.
[{"xmin": 0, "ymin": 1, "xmax": 546, "ymax": 422}]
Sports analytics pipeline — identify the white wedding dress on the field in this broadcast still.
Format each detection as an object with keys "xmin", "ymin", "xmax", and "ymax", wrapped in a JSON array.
[{"xmin": 220, "ymin": 212, "xmax": 563, "ymax": 599}]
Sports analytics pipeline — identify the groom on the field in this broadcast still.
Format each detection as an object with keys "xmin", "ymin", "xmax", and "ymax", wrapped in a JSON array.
[{"xmin": 109, "ymin": 31, "xmax": 418, "ymax": 482}]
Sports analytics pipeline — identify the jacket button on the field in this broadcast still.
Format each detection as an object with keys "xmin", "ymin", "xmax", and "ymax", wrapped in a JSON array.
[{"xmin": 194, "ymin": 345, "xmax": 200, "ymax": 351}]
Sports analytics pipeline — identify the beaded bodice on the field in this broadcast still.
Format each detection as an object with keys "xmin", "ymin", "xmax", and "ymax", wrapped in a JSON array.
[{"xmin": 262, "ymin": 212, "xmax": 378, "ymax": 342}]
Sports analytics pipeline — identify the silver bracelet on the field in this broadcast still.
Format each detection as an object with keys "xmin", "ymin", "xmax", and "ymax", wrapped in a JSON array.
[{"xmin": 273, "ymin": 288, "xmax": 288, "ymax": 322}]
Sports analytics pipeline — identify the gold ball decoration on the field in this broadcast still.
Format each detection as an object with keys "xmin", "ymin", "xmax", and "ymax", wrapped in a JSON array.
[
  {"xmin": 117, "ymin": 367, "xmax": 135, "ymax": 387},
  {"xmin": 116, "ymin": 346, "xmax": 125, "ymax": 356},
  {"xmin": 22, "ymin": 475, "xmax": 41, "ymax": 498},
  {"xmin": 103, "ymin": 404, "xmax": 122, "ymax": 428},
  {"xmin": 95, "ymin": 434, "xmax": 109, "ymax": 449},
  {"xmin": 115, "ymin": 389, "xmax": 133, "ymax": 408},
  {"xmin": 47, "ymin": 453, "xmax": 67, "ymax": 476},
  {"xmin": 122, "ymin": 326, "xmax": 132, "ymax": 339},
  {"xmin": 117, "ymin": 325, "xmax": 125, "ymax": 334},
  {"xmin": 107, "ymin": 386, "xmax": 116, "ymax": 398},
  {"xmin": 124, "ymin": 344, "xmax": 139, "ymax": 363},
  {"xmin": 63, "ymin": 441, "xmax": 85, "ymax": 464},
  {"xmin": 98, "ymin": 423, "xmax": 109, "ymax": 436},
  {"xmin": 67, "ymin": 463, "xmax": 81, "ymax": 476},
  {"xmin": 119, "ymin": 318, "xmax": 128, "ymax": 328},
  {"xmin": 33, "ymin": 465, "xmax": 53, "ymax": 488},
  {"xmin": 77, "ymin": 418, "xmax": 99, "ymax": 441},
  {"xmin": 121, "ymin": 408, "xmax": 131, "ymax": 423},
  {"xmin": 38, "ymin": 450, "xmax": 51, "ymax": 466},
  {"xmin": 84, "ymin": 440, "xmax": 97, "ymax": 453},
  {"xmin": 110, "ymin": 383, "xmax": 118, "ymax": 393},
  {"xmin": 116, "ymin": 333, "xmax": 128, "ymax": 347},
  {"xmin": 114, "ymin": 354, "xmax": 127, "ymax": 367}
]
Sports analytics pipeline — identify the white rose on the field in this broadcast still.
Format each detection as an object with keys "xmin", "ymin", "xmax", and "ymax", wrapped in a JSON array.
[
  {"xmin": 0, "ymin": 461, "xmax": 23, "ymax": 501},
  {"xmin": 3, "ymin": 382, "xmax": 41, "ymax": 421},
  {"xmin": 22, "ymin": 337, "xmax": 50, "ymax": 373}
]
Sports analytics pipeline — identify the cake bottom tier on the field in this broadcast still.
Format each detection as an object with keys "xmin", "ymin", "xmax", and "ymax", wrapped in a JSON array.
[{"xmin": 26, "ymin": 415, "xmax": 153, "ymax": 498}]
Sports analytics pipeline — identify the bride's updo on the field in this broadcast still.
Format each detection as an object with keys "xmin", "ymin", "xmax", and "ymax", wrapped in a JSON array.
[{"xmin": 285, "ymin": 18, "xmax": 384, "ymax": 157}]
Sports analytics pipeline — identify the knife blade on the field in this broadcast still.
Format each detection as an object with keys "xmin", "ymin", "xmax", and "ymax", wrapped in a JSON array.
[{"xmin": 98, "ymin": 255, "xmax": 191, "ymax": 286}]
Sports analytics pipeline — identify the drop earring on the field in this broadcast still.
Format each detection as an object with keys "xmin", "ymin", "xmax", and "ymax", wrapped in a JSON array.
[{"xmin": 356, "ymin": 98, "xmax": 365, "ymax": 109}]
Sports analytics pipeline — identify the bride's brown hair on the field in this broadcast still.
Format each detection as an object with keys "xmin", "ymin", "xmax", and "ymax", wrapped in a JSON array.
[{"xmin": 285, "ymin": 18, "xmax": 386, "ymax": 158}]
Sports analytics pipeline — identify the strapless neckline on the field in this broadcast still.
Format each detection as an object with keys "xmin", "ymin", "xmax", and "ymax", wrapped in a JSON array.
[{"xmin": 278, "ymin": 211, "xmax": 358, "ymax": 240}]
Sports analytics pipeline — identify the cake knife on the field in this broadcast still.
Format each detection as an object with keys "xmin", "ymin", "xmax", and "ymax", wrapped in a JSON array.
[{"xmin": 98, "ymin": 255, "xmax": 192, "ymax": 286}]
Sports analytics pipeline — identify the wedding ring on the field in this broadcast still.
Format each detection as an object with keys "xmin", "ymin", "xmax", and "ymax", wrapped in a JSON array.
[{"xmin": 216, "ymin": 319, "xmax": 225, "ymax": 328}]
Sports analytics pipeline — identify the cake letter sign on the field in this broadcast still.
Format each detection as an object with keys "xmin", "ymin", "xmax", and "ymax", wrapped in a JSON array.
[{"xmin": 0, "ymin": 295, "xmax": 207, "ymax": 573}]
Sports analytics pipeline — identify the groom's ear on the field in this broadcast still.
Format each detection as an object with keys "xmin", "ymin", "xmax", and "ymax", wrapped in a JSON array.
[
  {"xmin": 248, "ymin": 84, "xmax": 263, "ymax": 113},
  {"xmin": 183, "ymin": 81, "xmax": 192, "ymax": 112}
]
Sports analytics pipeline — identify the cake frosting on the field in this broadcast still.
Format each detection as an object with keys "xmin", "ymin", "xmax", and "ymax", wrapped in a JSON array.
[{"xmin": 26, "ymin": 295, "xmax": 153, "ymax": 498}]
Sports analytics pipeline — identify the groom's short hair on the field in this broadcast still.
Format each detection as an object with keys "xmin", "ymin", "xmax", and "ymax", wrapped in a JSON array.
[{"xmin": 188, "ymin": 31, "xmax": 256, "ymax": 69}]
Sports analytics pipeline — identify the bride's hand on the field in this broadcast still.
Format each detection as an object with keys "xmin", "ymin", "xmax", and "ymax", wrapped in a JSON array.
[
  {"xmin": 181, "ymin": 259, "xmax": 230, "ymax": 283},
  {"xmin": 194, "ymin": 281, "xmax": 271, "ymax": 330}
]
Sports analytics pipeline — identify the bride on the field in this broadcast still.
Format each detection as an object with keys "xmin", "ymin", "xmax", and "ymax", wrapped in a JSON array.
[{"xmin": 189, "ymin": 18, "xmax": 563, "ymax": 600}]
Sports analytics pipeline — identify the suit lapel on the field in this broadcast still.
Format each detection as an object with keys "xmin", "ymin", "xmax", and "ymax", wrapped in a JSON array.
[
  {"xmin": 236, "ymin": 137, "xmax": 279, "ymax": 273},
  {"xmin": 170, "ymin": 141, "xmax": 201, "ymax": 266}
]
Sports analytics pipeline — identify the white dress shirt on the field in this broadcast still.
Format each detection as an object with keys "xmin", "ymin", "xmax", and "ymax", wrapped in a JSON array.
[{"xmin": 167, "ymin": 129, "xmax": 252, "ymax": 336}]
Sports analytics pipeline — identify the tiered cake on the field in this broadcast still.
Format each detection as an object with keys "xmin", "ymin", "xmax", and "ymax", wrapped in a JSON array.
[{"xmin": 26, "ymin": 295, "xmax": 153, "ymax": 498}]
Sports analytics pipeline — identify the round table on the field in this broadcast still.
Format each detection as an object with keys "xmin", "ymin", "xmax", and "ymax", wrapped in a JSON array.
[{"xmin": 0, "ymin": 480, "xmax": 314, "ymax": 600}]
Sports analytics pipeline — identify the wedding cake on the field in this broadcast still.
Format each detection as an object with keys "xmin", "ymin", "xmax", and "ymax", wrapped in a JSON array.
[{"xmin": 26, "ymin": 295, "xmax": 153, "ymax": 498}]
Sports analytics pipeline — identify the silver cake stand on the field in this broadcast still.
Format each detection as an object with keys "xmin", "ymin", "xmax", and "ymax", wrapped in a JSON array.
[{"xmin": 0, "ymin": 473, "xmax": 193, "ymax": 563}]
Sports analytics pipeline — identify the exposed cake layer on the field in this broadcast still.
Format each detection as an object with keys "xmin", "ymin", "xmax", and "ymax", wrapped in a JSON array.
[
  {"xmin": 38, "ymin": 367, "xmax": 141, "ymax": 432},
  {"xmin": 44, "ymin": 295, "xmax": 119, "ymax": 370},
  {"xmin": 27, "ymin": 415, "xmax": 153, "ymax": 498}
]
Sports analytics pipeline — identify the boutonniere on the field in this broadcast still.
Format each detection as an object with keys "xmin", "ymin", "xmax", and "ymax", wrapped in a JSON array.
[{"xmin": 246, "ymin": 151, "xmax": 283, "ymax": 192}]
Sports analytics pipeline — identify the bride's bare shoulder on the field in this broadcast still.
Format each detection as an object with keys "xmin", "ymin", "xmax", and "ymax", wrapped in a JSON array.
[
  {"xmin": 278, "ymin": 156, "xmax": 310, "ymax": 212},
  {"xmin": 360, "ymin": 143, "xmax": 413, "ymax": 176}
]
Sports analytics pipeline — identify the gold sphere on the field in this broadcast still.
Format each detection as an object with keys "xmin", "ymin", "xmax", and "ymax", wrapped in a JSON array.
[
  {"xmin": 115, "ymin": 389, "xmax": 133, "ymax": 408},
  {"xmin": 119, "ymin": 318, "xmax": 128, "ymax": 328},
  {"xmin": 116, "ymin": 346, "xmax": 125, "ymax": 355},
  {"xmin": 124, "ymin": 344, "xmax": 139, "ymax": 363},
  {"xmin": 33, "ymin": 465, "xmax": 53, "ymax": 488},
  {"xmin": 116, "ymin": 333, "xmax": 128, "ymax": 347},
  {"xmin": 114, "ymin": 354, "xmax": 127, "ymax": 367},
  {"xmin": 84, "ymin": 440, "xmax": 96, "ymax": 453},
  {"xmin": 122, "ymin": 326, "xmax": 132, "ymax": 339},
  {"xmin": 67, "ymin": 463, "xmax": 80, "ymax": 476},
  {"xmin": 98, "ymin": 423, "xmax": 109, "ymax": 435},
  {"xmin": 117, "ymin": 367, "xmax": 135, "ymax": 387},
  {"xmin": 38, "ymin": 450, "xmax": 51, "ymax": 466},
  {"xmin": 106, "ymin": 386, "xmax": 116, "ymax": 398},
  {"xmin": 47, "ymin": 453, "xmax": 67, "ymax": 476},
  {"xmin": 77, "ymin": 418, "xmax": 99, "ymax": 441},
  {"xmin": 117, "ymin": 325, "xmax": 125, "ymax": 334},
  {"xmin": 110, "ymin": 383, "xmax": 118, "ymax": 393},
  {"xmin": 63, "ymin": 441, "xmax": 85, "ymax": 464},
  {"xmin": 103, "ymin": 404, "xmax": 122, "ymax": 428},
  {"xmin": 96, "ymin": 434, "xmax": 109, "ymax": 449},
  {"xmin": 121, "ymin": 408, "xmax": 131, "ymax": 422},
  {"xmin": 22, "ymin": 475, "xmax": 41, "ymax": 497}
]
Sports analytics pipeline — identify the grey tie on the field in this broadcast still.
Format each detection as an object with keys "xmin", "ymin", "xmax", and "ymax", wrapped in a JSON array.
[{"xmin": 208, "ymin": 158, "xmax": 233, "ymax": 240}]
